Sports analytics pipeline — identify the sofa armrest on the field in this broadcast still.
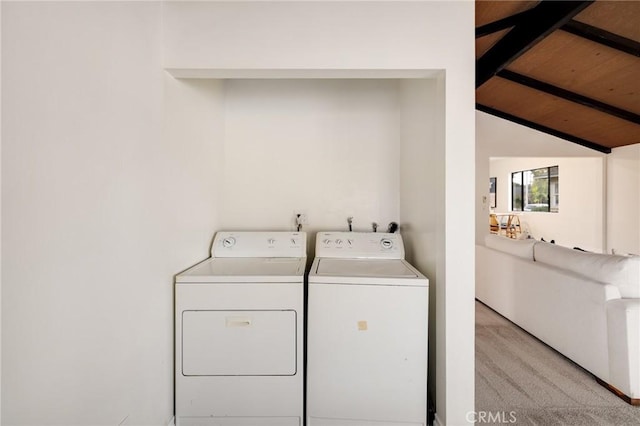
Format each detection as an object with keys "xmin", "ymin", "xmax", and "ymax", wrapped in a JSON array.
[{"xmin": 607, "ymin": 298, "xmax": 640, "ymax": 399}]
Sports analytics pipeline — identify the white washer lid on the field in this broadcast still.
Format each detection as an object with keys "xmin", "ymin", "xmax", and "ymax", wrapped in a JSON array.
[
  {"xmin": 176, "ymin": 257, "xmax": 306, "ymax": 283},
  {"xmin": 315, "ymin": 258, "xmax": 418, "ymax": 278}
]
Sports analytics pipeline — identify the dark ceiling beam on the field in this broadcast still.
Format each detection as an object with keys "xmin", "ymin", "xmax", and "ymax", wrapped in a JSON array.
[
  {"xmin": 476, "ymin": 9, "xmax": 532, "ymax": 38},
  {"xmin": 476, "ymin": 103, "xmax": 612, "ymax": 154},
  {"xmin": 497, "ymin": 70, "xmax": 640, "ymax": 126},
  {"xmin": 476, "ymin": 1, "xmax": 594, "ymax": 88},
  {"xmin": 561, "ymin": 19, "xmax": 640, "ymax": 57}
]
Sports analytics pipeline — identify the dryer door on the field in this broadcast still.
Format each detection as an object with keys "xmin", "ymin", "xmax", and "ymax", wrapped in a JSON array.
[{"xmin": 182, "ymin": 310, "xmax": 297, "ymax": 376}]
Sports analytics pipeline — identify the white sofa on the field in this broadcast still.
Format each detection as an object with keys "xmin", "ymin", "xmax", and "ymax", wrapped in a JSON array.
[{"xmin": 476, "ymin": 234, "xmax": 640, "ymax": 405}]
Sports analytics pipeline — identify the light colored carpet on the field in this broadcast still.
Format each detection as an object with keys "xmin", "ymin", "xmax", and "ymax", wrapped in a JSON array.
[{"xmin": 475, "ymin": 301, "xmax": 640, "ymax": 425}]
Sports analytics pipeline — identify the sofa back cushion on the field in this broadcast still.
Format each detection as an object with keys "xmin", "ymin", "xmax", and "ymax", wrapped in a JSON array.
[
  {"xmin": 534, "ymin": 242, "xmax": 640, "ymax": 298},
  {"xmin": 484, "ymin": 234, "xmax": 536, "ymax": 260}
]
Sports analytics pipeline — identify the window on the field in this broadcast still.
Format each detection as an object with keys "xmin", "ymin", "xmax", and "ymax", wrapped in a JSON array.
[
  {"xmin": 489, "ymin": 177, "xmax": 497, "ymax": 208},
  {"xmin": 511, "ymin": 166, "xmax": 558, "ymax": 212}
]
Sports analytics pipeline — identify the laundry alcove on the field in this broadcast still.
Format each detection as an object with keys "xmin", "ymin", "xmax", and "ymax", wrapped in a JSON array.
[
  {"xmin": 161, "ymin": 3, "xmax": 476, "ymax": 423},
  {"xmin": 164, "ymin": 68, "xmax": 445, "ymax": 419},
  {"xmin": 165, "ymin": 70, "xmax": 441, "ymax": 243}
]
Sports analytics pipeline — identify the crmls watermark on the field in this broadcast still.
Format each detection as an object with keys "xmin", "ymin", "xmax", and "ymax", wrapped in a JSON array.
[{"xmin": 466, "ymin": 411, "xmax": 517, "ymax": 424}]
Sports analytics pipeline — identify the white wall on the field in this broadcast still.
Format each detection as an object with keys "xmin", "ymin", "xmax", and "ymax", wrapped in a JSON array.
[
  {"xmin": 219, "ymin": 79, "xmax": 401, "ymax": 245},
  {"xmin": 607, "ymin": 144, "xmax": 640, "ymax": 255},
  {"xmin": 2, "ymin": 3, "xmax": 220, "ymax": 425},
  {"xmin": 490, "ymin": 157, "xmax": 605, "ymax": 252},
  {"xmin": 163, "ymin": 77, "xmax": 225, "ymax": 251},
  {"xmin": 163, "ymin": 3, "xmax": 476, "ymax": 423},
  {"xmin": 165, "ymin": 1, "xmax": 468, "ymax": 72},
  {"xmin": 399, "ymin": 77, "xmax": 444, "ymax": 410},
  {"xmin": 0, "ymin": 1, "xmax": 3, "ymax": 420}
]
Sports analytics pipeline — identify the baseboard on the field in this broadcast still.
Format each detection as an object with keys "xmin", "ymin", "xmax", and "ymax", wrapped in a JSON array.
[
  {"xmin": 167, "ymin": 416, "xmax": 175, "ymax": 426},
  {"xmin": 433, "ymin": 413, "xmax": 444, "ymax": 426},
  {"xmin": 595, "ymin": 377, "xmax": 640, "ymax": 406}
]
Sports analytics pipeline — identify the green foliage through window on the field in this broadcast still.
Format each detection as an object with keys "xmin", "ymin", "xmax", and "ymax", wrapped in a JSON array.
[{"xmin": 511, "ymin": 166, "xmax": 558, "ymax": 213}]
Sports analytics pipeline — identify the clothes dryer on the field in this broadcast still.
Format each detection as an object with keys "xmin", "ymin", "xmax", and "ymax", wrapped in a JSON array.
[
  {"xmin": 307, "ymin": 232, "xmax": 429, "ymax": 426},
  {"xmin": 175, "ymin": 231, "xmax": 306, "ymax": 426}
]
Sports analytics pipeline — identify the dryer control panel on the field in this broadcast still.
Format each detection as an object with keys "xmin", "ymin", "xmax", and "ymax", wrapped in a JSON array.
[
  {"xmin": 315, "ymin": 232, "xmax": 405, "ymax": 259},
  {"xmin": 212, "ymin": 232, "xmax": 307, "ymax": 258}
]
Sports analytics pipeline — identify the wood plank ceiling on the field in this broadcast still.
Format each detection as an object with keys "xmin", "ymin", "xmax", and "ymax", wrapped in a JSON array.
[{"xmin": 476, "ymin": 0, "xmax": 640, "ymax": 153}]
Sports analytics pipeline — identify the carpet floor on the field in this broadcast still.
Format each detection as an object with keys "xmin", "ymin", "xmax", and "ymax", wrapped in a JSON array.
[{"xmin": 475, "ymin": 301, "xmax": 640, "ymax": 425}]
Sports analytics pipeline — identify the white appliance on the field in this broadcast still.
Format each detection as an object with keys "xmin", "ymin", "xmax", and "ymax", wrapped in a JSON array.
[
  {"xmin": 175, "ymin": 231, "xmax": 306, "ymax": 426},
  {"xmin": 307, "ymin": 232, "xmax": 429, "ymax": 426}
]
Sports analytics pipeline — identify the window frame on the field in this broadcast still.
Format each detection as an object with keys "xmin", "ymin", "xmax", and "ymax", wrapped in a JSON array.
[{"xmin": 511, "ymin": 166, "xmax": 558, "ymax": 213}]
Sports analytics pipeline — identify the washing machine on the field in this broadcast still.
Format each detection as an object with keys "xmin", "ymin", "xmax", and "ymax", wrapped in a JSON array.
[
  {"xmin": 175, "ymin": 231, "xmax": 306, "ymax": 426},
  {"xmin": 306, "ymin": 231, "xmax": 429, "ymax": 426}
]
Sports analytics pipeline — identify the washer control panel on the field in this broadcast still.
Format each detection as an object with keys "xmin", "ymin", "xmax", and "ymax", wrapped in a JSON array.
[
  {"xmin": 212, "ymin": 232, "xmax": 306, "ymax": 258},
  {"xmin": 315, "ymin": 232, "xmax": 404, "ymax": 259}
]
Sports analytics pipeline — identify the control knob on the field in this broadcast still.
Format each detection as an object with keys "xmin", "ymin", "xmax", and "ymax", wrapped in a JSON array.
[
  {"xmin": 222, "ymin": 237, "xmax": 236, "ymax": 248},
  {"xmin": 380, "ymin": 238, "xmax": 393, "ymax": 249}
]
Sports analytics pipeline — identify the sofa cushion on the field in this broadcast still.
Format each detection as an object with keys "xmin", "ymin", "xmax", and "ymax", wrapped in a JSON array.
[
  {"xmin": 484, "ymin": 234, "xmax": 536, "ymax": 260},
  {"xmin": 534, "ymin": 242, "xmax": 640, "ymax": 298}
]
